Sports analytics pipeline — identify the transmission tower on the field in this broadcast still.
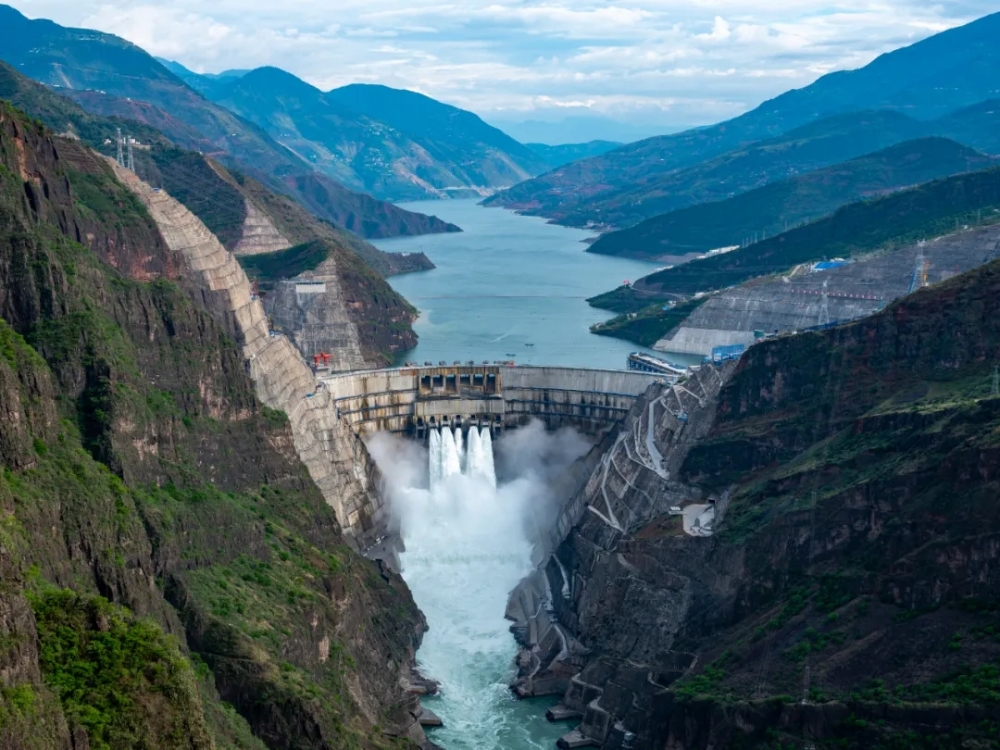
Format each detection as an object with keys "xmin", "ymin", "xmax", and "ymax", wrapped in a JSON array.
[
  {"xmin": 115, "ymin": 127, "xmax": 124, "ymax": 167},
  {"xmin": 817, "ymin": 279, "xmax": 831, "ymax": 327},
  {"xmin": 126, "ymin": 136, "xmax": 135, "ymax": 173}
]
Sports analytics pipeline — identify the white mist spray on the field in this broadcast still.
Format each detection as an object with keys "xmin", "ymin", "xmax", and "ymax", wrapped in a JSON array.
[{"xmin": 368, "ymin": 422, "xmax": 591, "ymax": 750}]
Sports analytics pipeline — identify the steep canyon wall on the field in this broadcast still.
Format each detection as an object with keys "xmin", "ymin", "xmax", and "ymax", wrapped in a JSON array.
[{"xmin": 513, "ymin": 259, "xmax": 1000, "ymax": 749}]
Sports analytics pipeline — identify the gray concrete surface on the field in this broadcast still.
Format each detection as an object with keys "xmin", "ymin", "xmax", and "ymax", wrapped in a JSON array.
[
  {"xmin": 320, "ymin": 364, "xmax": 663, "ymax": 437},
  {"xmin": 656, "ymin": 224, "xmax": 1000, "ymax": 355}
]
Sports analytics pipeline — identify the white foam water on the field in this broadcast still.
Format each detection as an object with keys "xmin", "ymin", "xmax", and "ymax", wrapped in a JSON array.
[{"xmin": 391, "ymin": 426, "xmax": 565, "ymax": 749}]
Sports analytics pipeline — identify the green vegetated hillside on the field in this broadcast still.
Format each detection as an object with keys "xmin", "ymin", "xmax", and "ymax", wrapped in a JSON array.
[
  {"xmin": 649, "ymin": 258, "xmax": 1000, "ymax": 747},
  {"xmin": 590, "ymin": 296, "xmax": 708, "ymax": 348},
  {"xmin": 238, "ymin": 240, "xmax": 332, "ymax": 286},
  {"xmin": 559, "ymin": 110, "xmax": 940, "ymax": 229},
  {"xmin": 144, "ymin": 146, "xmax": 434, "ymax": 276},
  {"xmin": 635, "ymin": 165, "xmax": 1000, "ymax": 297},
  {"xmin": 0, "ymin": 4, "xmax": 458, "ymax": 240},
  {"xmin": 0, "ymin": 60, "xmax": 425, "ymax": 361},
  {"xmin": 938, "ymin": 99, "xmax": 1000, "ymax": 154},
  {"xmin": 138, "ymin": 154, "xmax": 422, "ymax": 364},
  {"xmin": 486, "ymin": 11, "xmax": 1000, "ymax": 223},
  {"xmin": 0, "ymin": 61, "xmax": 177, "ymax": 152},
  {"xmin": 0, "ymin": 102, "xmax": 424, "ymax": 748},
  {"xmin": 589, "ymin": 137, "xmax": 993, "ymax": 260}
]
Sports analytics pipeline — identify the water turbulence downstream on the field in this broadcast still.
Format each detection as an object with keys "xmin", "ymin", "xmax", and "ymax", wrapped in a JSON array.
[{"xmin": 370, "ymin": 423, "xmax": 585, "ymax": 749}]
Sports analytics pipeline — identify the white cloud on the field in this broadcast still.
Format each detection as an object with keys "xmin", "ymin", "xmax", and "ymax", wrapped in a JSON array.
[{"xmin": 6, "ymin": 0, "xmax": 997, "ymax": 132}]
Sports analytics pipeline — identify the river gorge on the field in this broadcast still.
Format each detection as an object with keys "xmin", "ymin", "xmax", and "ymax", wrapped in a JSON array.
[{"xmin": 369, "ymin": 202, "xmax": 668, "ymax": 748}]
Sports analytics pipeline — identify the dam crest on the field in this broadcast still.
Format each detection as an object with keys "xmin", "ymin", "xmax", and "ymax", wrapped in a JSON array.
[{"xmin": 321, "ymin": 363, "xmax": 660, "ymax": 439}]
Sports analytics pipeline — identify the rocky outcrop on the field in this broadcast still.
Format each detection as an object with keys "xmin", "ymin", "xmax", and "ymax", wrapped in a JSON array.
[{"xmin": 509, "ymin": 364, "xmax": 738, "ymax": 702}]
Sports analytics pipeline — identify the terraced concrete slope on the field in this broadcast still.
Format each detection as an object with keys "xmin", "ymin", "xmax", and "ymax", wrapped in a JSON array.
[
  {"xmin": 655, "ymin": 223, "xmax": 1000, "ymax": 356},
  {"xmin": 231, "ymin": 198, "xmax": 292, "ymax": 256},
  {"xmin": 106, "ymin": 159, "xmax": 388, "ymax": 547}
]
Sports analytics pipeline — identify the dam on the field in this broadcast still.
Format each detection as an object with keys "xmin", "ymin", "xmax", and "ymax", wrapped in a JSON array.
[{"xmin": 320, "ymin": 364, "xmax": 661, "ymax": 439}]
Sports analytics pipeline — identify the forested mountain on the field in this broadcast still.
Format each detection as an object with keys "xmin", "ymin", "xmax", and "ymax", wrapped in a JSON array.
[
  {"xmin": 0, "ymin": 98, "xmax": 428, "ymax": 750},
  {"xmin": 589, "ymin": 138, "xmax": 994, "ymax": 260},
  {"xmin": 0, "ymin": 4, "xmax": 459, "ymax": 238}
]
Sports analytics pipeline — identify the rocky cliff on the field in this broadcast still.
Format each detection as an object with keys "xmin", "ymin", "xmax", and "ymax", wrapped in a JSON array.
[
  {"xmin": 513, "ymin": 257, "xmax": 1000, "ymax": 748},
  {"xmin": 0, "ymin": 101, "xmax": 428, "ymax": 749}
]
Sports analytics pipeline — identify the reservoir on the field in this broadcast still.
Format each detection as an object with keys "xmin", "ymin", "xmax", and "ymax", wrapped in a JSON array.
[{"xmin": 375, "ymin": 200, "xmax": 669, "ymax": 370}]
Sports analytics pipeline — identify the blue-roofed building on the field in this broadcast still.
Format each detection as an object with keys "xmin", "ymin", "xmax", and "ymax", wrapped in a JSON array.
[
  {"xmin": 812, "ymin": 260, "xmax": 850, "ymax": 272},
  {"xmin": 710, "ymin": 344, "xmax": 746, "ymax": 363}
]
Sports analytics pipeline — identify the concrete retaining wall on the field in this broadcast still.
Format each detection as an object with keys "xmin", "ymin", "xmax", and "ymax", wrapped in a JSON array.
[{"xmin": 267, "ymin": 265, "xmax": 368, "ymax": 373}]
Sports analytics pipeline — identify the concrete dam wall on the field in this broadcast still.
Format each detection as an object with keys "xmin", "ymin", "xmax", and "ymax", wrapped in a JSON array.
[{"xmin": 321, "ymin": 365, "xmax": 661, "ymax": 437}]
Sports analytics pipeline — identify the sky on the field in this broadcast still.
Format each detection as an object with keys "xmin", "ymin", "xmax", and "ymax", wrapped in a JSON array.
[{"xmin": 8, "ymin": 1, "xmax": 998, "ymax": 141}]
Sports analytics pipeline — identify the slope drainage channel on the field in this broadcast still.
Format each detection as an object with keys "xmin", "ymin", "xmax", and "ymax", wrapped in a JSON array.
[{"xmin": 370, "ymin": 424, "xmax": 584, "ymax": 750}]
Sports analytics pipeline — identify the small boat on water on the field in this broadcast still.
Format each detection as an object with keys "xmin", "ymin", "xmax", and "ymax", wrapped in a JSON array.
[{"xmin": 525, "ymin": 343, "xmax": 535, "ymax": 347}]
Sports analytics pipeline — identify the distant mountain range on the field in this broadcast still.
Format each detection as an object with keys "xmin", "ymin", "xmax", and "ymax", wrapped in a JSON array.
[
  {"xmin": 527, "ymin": 141, "xmax": 622, "ymax": 169},
  {"xmin": 588, "ymin": 137, "xmax": 996, "ymax": 260},
  {"xmin": 195, "ymin": 67, "xmax": 547, "ymax": 201},
  {"xmin": 0, "ymin": 59, "xmax": 434, "ymax": 281},
  {"xmin": 0, "ymin": 4, "xmax": 462, "ymax": 238},
  {"xmin": 487, "ymin": 11, "xmax": 1000, "ymax": 227},
  {"xmin": 489, "ymin": 115, "xmax": 676, "ymax": 146},
  {"xmin": 560, "ymin": 110, "xmax": 939, "ymax": 228}
]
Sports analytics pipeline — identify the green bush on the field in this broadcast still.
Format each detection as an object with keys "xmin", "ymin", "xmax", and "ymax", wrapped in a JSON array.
[{"xmin": 30, "ymin": 589, "xmax": 203, "ymax": 750}]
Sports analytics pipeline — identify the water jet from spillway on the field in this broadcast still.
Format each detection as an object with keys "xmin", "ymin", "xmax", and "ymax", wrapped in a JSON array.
[{"xmin": 367, "ymin": 423, "xmax": 590, "ymax": 749}]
